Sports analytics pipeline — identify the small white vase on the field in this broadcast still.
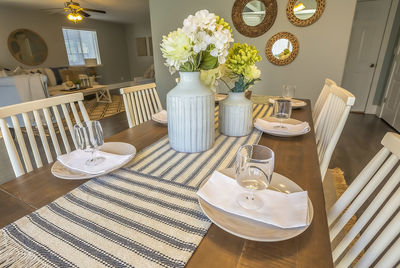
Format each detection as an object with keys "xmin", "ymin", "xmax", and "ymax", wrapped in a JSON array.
[
  {"xmin": 219, "ymin": 92, "xmax": 253, "ymax": 137},
  {"xmin": 167, "ymin": 72, "xmax": 215, "ymax": 153}
]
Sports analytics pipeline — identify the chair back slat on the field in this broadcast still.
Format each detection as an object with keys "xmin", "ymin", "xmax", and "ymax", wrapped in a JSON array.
[
  {"xmin": 120, "ymin": 83, "xmax": 162, "ymax": 128},
  {"xmin": 121, "ymin": 94, "xmax": 134, "ymax": 128},
  {"xmin": 0, "ymin": 119, "xmax": 24, "ymax": 176},
  {"xmin": 133, "ymin": 91, "xmax": 144, "ymax": 124},
  {"xmin": 0, "ymin": 93, "xmax": 89, "ymax": 176},
  {"xmin": 313, "ymin": 78, "xmax": 337, "ymax": 123},
  {"xmin": 129, "ymin": 93, "xmax": 139, "ymax": 126},
  {"xmin": 52, "ymin": 106, "xmax": 71, "ymax": 153},
  {"xmin": 21, "ymin": 112, "xmax": 43, "ymax": 168},
  {"xmin": 145, "ymin": 90, "xmax": 155, "ymax": 115},
  {"xmin": 332, "ymin": 164, "xmax": 400, "ymax": 261},
  {"xmin": 43, "ymin": 107, "xmax": 62, "ymax": 156},
  {"xmin": 141, "ymin": 90, "xmax": 151, "ymax": 120},
  {"xmin": 10, "ymin": 115, "xmax": 33, "ymax": 173},
  {"xmin": 61, "ymin": 103, "xmax": 77, "ymax": 148},
  {"xmin": 375, "ymin": 237, "xmax": 400, "ymax": 267},
  {"xmin": 327, "ymin": 147, "xmax": 390, "ymax": 225},
  {"xmin": 137, "ymin": 91, "xmax": 147, "ymax": 121},
  {"xmin": 315, "ymin": 85, "xmax": 355, "ymax": 179},
  {"xmin": 78, "ymin": 100, "xmax": 90, "ymax": 122},
  {"xmin": 33, "ymin": 109, "xmax": 53, "ymax": 163},
  {"xmin": 328, "ymin": 132, "xmax": 400, "ymax": 267},
  {"xmin": 152, "ymin": 87, "xmax": 163, "ymax": 112}
]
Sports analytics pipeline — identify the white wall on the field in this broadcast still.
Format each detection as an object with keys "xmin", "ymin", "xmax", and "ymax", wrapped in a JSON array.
[
  {"xmin": 149, "ymin": 0, "xmax": 357, "ymax": 107},
  {"xmin": 0, "ymin": 5, "xmax": 131, "ymax": 84},
  {"xmin": 125, "ymin": 21, "xmax": 154, "ymax": 79}
]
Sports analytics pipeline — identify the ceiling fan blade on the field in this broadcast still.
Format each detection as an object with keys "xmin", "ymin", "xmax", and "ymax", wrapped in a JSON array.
[
  {"xmin": 78, "ymin": 10, "xmax": 91, "ymax": 17},
  {"xmin": 40, "ymin": 8, "xmax": 65, "ymax": 10},
  {"xmin": 82, "ymin": 8, "xmax": 106, "ymax": 14}
]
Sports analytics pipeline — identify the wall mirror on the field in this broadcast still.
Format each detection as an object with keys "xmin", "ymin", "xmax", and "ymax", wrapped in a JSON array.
[
  {"xmin": 286, "ymin": 0, "xmax": 325, "ymax": 27},
  {"xmin": 266, "ymin": 32, "xmax": 299, "ymax": 66},
  {"xmin": 8, "ymin": 29, "xmax": 48, "ymax": 66},
  {"xmin": 232, "ymin": 0, "xmax": 277, "ymax": 38}
]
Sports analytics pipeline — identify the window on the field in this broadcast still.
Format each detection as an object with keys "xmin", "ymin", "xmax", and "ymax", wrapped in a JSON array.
[{"xmin": 62, "ymin": 28, "xmax": 101, "ymax": 66}]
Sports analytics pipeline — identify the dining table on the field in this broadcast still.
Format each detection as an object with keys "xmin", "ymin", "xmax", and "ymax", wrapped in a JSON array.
[{"xmin": 0, "ymin": 99, "xmax": 333, "ymax": 267}]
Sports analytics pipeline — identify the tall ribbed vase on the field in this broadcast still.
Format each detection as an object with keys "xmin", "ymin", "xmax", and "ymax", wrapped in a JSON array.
[
  {"xmin": 219, "ymin": 92, "xmax": 252, "ymax": 137},
  {"xmin": 167, "ymin": 72, "xmax": 215, "ymax": 153}
]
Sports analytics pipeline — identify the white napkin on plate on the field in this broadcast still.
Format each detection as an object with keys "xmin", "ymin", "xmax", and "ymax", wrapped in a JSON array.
[
  {"xmin": 57, "ymin": 150, "xmax": 132, "ymax": 175},
  {"xmin": 152, "ymin": 110, "xmax": 168, "ymax": 124},
  {"xmin": 254, "ymin": 118, "xmax": 310, "ymax": 134},
  {"xmin": 197, "ymin": 171, "xmax": 309, "ymax": 228}
]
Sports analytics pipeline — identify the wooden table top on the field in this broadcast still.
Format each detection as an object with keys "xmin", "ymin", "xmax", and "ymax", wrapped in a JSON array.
[{"xmin": 0, "ymin": 100, "xmax": 333, "ymax": 267}]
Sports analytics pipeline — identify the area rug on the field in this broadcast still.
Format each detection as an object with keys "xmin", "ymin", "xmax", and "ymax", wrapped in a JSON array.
[{"xmin": 84, "ymin": 94, "xmax": 125, "ymax": 121}]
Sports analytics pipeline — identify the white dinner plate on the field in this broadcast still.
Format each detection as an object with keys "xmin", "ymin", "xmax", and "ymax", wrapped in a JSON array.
[
  {"xmin": 51, "ymin": 142, "xmax": 136, "ymax": 180},
  {"xmin": 152, "ymin": 110, "xmax": 168, "ymax": 124},
  {"xmin": 254, "ymin": 117, "xmax": 311, "ymax": 137},
  {"xmin": 198, "ymin": 168, "xmax": 313, "ymax": 242},
  {"xmin": 269, "ymin": 97, "xmax": 307, "ymax": 109}
]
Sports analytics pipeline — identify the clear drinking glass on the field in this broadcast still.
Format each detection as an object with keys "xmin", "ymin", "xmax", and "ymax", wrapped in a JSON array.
[
  {"xmin": 273, "ymin": 99, "xmax": 292, "ymax": 129},
  {"xmin": 73, "ymin": 121, "xmax": 105, "ymax": 166},
  {"xmin": 235, "ymin": 144, "xmax": 275, "ymax": 210},
  {"xmin": 282, "ymin": 85, "xmax": 296, "ymax": 99}
]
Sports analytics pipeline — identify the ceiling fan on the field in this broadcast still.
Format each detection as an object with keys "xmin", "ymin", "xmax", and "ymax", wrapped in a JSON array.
[{"xmin": 42, "ymin": 1, "xmax": 106, "ymax": 22}]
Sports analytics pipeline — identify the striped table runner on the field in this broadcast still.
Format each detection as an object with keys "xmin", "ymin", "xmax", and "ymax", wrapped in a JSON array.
[
  {"xmin": 126, "ymin": 104, "xmax": 272, "ymax": 188},
  {"xmin": 0, "ymin": 104, "xmax": 272, "ymax": 267},
  {"xmin": 0, "ymin": 171, "xmax": 210, "ymax": 267}
]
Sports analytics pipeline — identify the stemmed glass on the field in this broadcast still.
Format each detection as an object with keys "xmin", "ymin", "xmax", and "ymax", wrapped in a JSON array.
[
  {"xmin": 282, "ymin": 85, "xmax": 296, "ymax": 99},
  {"xmin": 235, "ymin": 144, "xmax": 275, "ymax": 210},
  {"xmin": 273, "ymin": 99, "xmax": 292, "ymax": 129},
  {"xmin": 73, "ymin": 121, "xmax": 105, "ymax": 166}
]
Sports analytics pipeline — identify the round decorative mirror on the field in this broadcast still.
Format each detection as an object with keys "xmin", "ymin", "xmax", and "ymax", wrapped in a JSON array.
[
  {"xmin": 8, "ymin": 29, "xmax": 48, "ymax": 66},
  {"xmin": 266, "ymin": 32, "xmax": 299, "ymax": 66},
  {"xmin": 232, "ymin": 0, "xmax": 277, "ymax": 38},
  {"xmin": 286, "ymin": 0, "xmax": 325, "ymax": 27}
]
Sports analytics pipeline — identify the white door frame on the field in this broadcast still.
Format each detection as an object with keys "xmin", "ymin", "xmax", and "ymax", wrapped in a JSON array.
[{"xmin": 367, "ymin": 0, "xmax": 400, "ymax": 114}]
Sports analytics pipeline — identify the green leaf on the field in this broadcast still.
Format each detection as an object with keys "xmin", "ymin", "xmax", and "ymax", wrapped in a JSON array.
[
  {"xmin": 180, "ymin": 61, "xmax": 193, "ymax": 72},
  {"xmin": 199, "ymin": 50, "xmax": 219, "ymax": 70}
]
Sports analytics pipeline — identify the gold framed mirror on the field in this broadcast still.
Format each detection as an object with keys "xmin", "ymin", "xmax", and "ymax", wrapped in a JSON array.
[
  {"xmin": 8, "ymin": 29, "xmax": 48, "ymax": 66},
  {"xmin": 232, "ymin": 0, "xmax": 277, "ymax": 38},
  {"xmin": 286, "ymin": 0, "xmax": 325, "ymax": 27},
  {"xmin": 265, "ymin": 32, "xmax": 299, "ymax": 66}
]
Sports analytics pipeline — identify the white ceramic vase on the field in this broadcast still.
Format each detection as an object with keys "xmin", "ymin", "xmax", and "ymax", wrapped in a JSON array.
[
  {"xmin": 219, "ymin": 92, "xmax": 253, "ymax": 137},
  {"xmin": 167, "ymin": 71, "xmax": 215, "ymax": 153}
]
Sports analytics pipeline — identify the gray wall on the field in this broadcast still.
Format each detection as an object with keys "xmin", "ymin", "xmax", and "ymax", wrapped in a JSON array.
[
  {"xmin": 149, "ymin": 0, "xmax": 357, "ymax": 107},
  {"xmin": 125, "ymin": 21, "xmax": 154, "ymax": 79},
  {"xmin": 0, "ymin": 5, "xmax": 131, "ymax": 84}
]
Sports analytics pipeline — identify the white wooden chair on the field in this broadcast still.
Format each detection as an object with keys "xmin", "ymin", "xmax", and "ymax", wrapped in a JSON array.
[
  {"xmin": 120, "ymin": 83, "xmax": 162, "ymax": 128},
  {"xmin": 0, "ymin": 93, "xmax": 89, "ymax": 177},
  {"xmin": 314, "ymin": 85, "xmax": 355, "ymax": 179},
  {"xmin": 328, "ymin": 132, "xmax": 400, "ymax": 267},
  {"xmin": 313, "ymin": 78, "xmax": 337, "ymax": 123}
]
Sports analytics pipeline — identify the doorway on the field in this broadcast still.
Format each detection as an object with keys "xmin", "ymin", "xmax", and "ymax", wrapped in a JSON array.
[
  {"xmin": 342, "ymin": 0, "xmax": 392, "ymax": 112},
  {"xmin": 380, "ymin": 34, "xmax": 400, "ymax": 131}
]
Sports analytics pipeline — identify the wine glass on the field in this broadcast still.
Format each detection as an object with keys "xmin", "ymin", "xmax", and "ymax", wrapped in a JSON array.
[
  {"xmin": 282, "ymin": 85, "xmax": 296, "ymax": 99},
  {"xmin": 73, "ymin": 121, "xmax": 105, "ymax": 166},
  {"xmin": 273, "ymin": 99, "xmax": 292, "ymax": 129},
  {"xmin": 235, "ymin": 144, "xmax": 275, "ymax": 210}
]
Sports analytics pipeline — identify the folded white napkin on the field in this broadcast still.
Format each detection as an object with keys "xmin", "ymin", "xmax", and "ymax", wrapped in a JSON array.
[
  {"xmin": 197, "ymin": 171, "xmax": 309, "ymax": 228},
  {"xmin": 254, "ymin": 118, "xmax": 310, "ymax": 134},
  {"xmin": 152, "ymin": 110, "xmax": 168, "ymax": 124},
  {"xmin": 57, "ymin": 150, "xmax": 132, "ymax": 175}
]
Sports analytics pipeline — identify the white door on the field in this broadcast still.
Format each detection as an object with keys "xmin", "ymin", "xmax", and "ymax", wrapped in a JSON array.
[
  {"xmin": 342, "ymin": 0, "xmax": 392, "ymax": 112},
  {"xmin": 381, "ymin": 39, "xmax": 400, "ymax": 131}
]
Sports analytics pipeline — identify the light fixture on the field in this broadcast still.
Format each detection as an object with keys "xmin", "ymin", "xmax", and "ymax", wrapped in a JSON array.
[
  {"xmin": 293, "ymin": 3, "xmax": 305, "ymax": 12},
  {"xmin": 67, "ymin": 12, "xmax": 82, "ymax": 23}
]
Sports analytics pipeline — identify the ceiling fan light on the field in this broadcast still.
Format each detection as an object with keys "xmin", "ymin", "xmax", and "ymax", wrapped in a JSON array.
[{"xmin": 77, "ymin": 14, "xmax": 82, "ymax": 20}]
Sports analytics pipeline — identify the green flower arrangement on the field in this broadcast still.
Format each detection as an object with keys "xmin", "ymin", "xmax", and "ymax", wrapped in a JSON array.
[
  {"xmin": 224, "ymin": 43, "xmax": 262, "ymax": 92},
  {"xmin": 201, "ymin": 43, "xmax": 261, "ymax": 92}
]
